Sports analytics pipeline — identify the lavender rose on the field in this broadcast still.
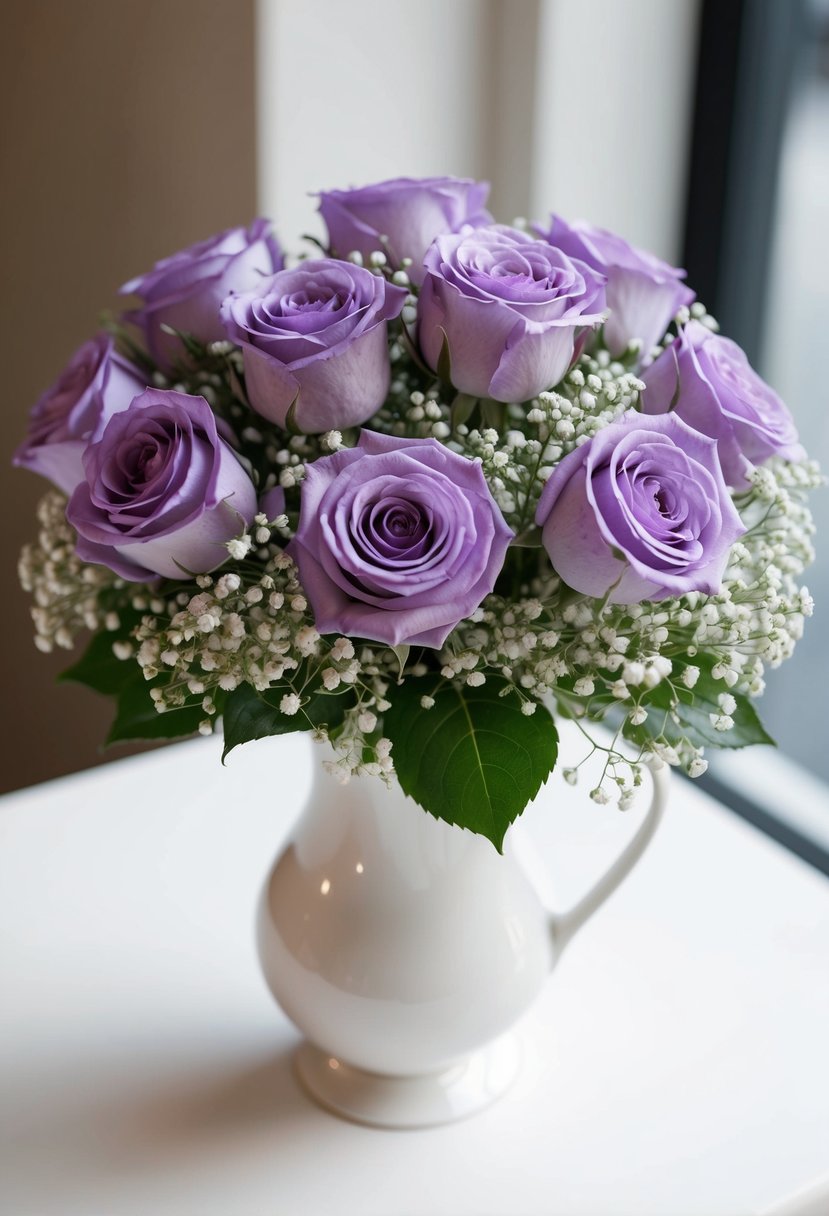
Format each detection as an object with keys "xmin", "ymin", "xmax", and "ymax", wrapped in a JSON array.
[
  {"xmin": 13, "ymin": 334, "xmax": 145, "ymax": 495},
  {"xmin": 418, "ymin": 225, "xmax": 606, "ymax": 403},
  {"xmin": 121, "ymin": 220, "xmax": 282, "ymax": 370},
  {"xmin": 319, "ymin": 175, "xmax": 492, "ymax": 285},
  {"xmin": 535, "ymin": 412, "xmax": 745, "ymax": 603},
  {"xmin": 640, "ymin": 320, "xmax": 805, "ymax": 490},
  {"xmin": 289, "ymin": 431, "xmax": 513, "ymax": 647},
  {"xmin": 221, "ymin": 259, "xmax": 407, "ymax": 433},
  {"xmin": 67, "ymin": 389, "xmax": 256, "ymax": 581},
  {"xmin": 535, "ymin": 215, "xmax": 694, "ymax": 359}
]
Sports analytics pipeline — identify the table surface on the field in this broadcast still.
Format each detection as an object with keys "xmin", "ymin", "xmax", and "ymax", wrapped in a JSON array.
[{"xmin": 1, "ymin": 726, "xmax": 828, "ymax": 1216}]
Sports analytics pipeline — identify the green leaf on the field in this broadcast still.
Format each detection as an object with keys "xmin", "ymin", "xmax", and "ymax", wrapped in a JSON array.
[
  {"xmin": 105, "ymin": 677, "xmax": 215, "ymax": 746},
  {"xmin": 59, "ymin": 611, "xmax": 144, "ymax": 696},
  {"xmin": 222, "ymin": 676, "xmax": 350, "ymax": 761},
  {"xmin": 624, "ymin": 655, "xmax": 775, "ymax": 752},
  {"xmin": 383, "ymin": 676, "xmax": 558, "ymax": 851}
]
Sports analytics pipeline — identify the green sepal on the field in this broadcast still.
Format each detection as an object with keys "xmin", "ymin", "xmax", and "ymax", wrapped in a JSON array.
[
  {"xmin": 284, "ymin": 392, "xmax": 303, "ymax": 435},
  {"xmin": 388, "ymin": 644, "xmax": 410, "ymax": 681},
  {"xmin": 436, "ymin": 327, "xmax": 452, "ymax": 385},
  {"xmin": 450, "ymin": 392, "xmax": 478, "ymax": 432},
  {"xmin": 510, "ymin": 526, "xmax": 543, "ymax": 548},
  {"xmin": 480, "ymin": 398, "xmax": 506, "ymax": 430},
  {"xmin": 383, "ymin": 675, "xmax": 558, "ymax": 852}
]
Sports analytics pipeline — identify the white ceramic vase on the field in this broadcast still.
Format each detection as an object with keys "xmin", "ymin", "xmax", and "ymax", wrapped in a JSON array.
[{"xmin": 257, "ymin": 746, "xmax": 668, "ymax": 1128}]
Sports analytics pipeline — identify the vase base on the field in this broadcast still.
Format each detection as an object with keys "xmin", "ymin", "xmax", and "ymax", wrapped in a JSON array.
[{"xmin": 293, "ymin": 1034, "xmax": 521, "ymax": 1129}]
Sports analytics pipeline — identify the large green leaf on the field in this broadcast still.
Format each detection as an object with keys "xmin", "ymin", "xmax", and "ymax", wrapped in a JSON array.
[
  {"xmin": 383, "ymin": 675, "xmax": 558, "ymax": 851},
  {"xmin": 222, "ymin": 676, "xmax": 350, "ymax": 761},
  {"xmin": 624, "ymin": 655, "xmax": 775, "ymax": 752}
]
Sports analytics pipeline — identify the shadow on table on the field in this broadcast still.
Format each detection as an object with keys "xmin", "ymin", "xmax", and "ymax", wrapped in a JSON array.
[
  {"xmin": 115, "ymin": 1044, "xmax": 322, "ymax": 1158},
  {"xmin": 5, "ymin": 1041, "xmax": 353, "ymax": 1212}
]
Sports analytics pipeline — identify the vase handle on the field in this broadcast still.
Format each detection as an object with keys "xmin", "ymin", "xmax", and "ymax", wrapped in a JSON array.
[{"xmin": 549, "ymin": 760, "xmax": 669, "ymax": 957}]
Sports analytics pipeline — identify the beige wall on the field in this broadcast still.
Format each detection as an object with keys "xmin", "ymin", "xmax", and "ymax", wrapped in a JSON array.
[{"xmin": 1, "ymin": 0, "xmax": 256, "ymax": 792}]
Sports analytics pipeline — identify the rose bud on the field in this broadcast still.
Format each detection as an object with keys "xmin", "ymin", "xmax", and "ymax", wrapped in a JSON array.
[
  {"xmin": 121, "ymin": 219, "xmax": 282, "ymax": 370},
  {"xmin": 418, "ymin": 225, "xmax": 606, "ymax": 403},
  {"xmin": 536, "ymin": 214, "xmax": 694, "ymax": 359},
  {"xmin": 13, "ymin": 334, "xmax": 146, "ymax": 495},
  {"xmin": 319, "ymin": 175, "xmax": 491, "ymax": 284},
  {"xmin": 221, "ymin": 259, "xmax": 406, "ymax": 433},
  {"xmin": 640, "ymin": 320, "xmax": 805, "ymax": 490}
]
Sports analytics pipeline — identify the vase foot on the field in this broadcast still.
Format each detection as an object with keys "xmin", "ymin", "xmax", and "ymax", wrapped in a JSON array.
[{"xmin": 293, "ymin": 1034, "xmax": 521, "ymax": 1129}]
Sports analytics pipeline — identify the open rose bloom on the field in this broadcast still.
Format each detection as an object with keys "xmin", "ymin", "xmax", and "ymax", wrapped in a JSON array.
[{"xmin": 14, "ymin": 178, "xmax": 818, "ymax": 844}]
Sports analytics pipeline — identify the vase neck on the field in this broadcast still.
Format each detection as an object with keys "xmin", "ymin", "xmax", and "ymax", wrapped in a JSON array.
[{"xmin": 292, "ymin": 746, "xmax": 504, "ymax": 880}]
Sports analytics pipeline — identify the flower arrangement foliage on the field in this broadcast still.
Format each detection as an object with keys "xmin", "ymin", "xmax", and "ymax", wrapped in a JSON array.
[{"xmin": 16, "ymin": 177, "xmax": 819, "ymax": 849}]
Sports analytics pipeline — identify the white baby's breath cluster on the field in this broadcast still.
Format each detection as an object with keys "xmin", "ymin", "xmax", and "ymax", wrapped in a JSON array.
[
  {"xmin": 455, "ymin": 353, "xmax": 645, "ymax": 529},
  {"xmin": 129, "ymin": 518, "xmax": 400, "ymax": 774},
  {"xmin": 18, "ymin": 491, "xmax": 123, "ymax": 652}
]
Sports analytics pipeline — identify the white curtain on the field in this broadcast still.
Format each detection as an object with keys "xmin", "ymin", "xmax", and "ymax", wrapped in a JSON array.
[{"xmin": 256, "ymin": 0, "xmax": 700, "ymax": 261}]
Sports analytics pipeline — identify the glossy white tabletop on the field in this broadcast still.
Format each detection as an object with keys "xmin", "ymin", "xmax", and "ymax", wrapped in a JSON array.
[{"xmin": 1, "ymin": 726, "xmax": 828, "ymax": 1216}]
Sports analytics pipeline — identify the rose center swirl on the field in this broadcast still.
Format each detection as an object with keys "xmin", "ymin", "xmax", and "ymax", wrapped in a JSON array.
[{"xmin": 351, "ymin": 494, "xmax": 434, "ymax": 566}]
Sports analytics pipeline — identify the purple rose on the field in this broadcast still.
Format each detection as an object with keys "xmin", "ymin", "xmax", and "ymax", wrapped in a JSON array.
[
  {"xmin": 319, "ymin": 175, "xmax": 492, "ymax": 285},
  {"xmin": 67, "ymin": 389, "xmax": 257, "ymax": 581},
  {"xmin": 289, "ymin": 431, "xmax": 513, "ymax": 647},
  {"xmin": 13, "ymin": 334, "xmax": 146, "ymax": 495},
  {"xmin": 121, "ymin": 220, "xmax": 282, "ymax": 370},
  {"xmin": 418, "ymin": 225, "xmax": 606, "ymax": 403},
  {"xmin": 640, "ymin": 321, "xmax": 805, "ymax": 490},
  {"xmin": 221, "ymin": 259, "xmax": 406, "ymax": 433},
  {"xmin": 535, "ymin": 215, "xmax": 694, "ymax": 359},
  {"xmin": 535, "ymin": 412, "xmax": 745, "ymax": 603}
]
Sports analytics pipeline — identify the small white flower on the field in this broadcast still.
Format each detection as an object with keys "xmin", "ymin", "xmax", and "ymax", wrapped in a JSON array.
[
  {"xmin": 280, "ymin": 693, "xmax": 301, "ymax": 716},
  {"xmin": 331, "ymin": 637, "xmax": 354, "ymax": 661},
  {"xmin": 709, "ymin": 713, "xmax": 734, "ymax": 732},
  {"xmin": 226, "ymin": 535, "xmax": 252, "ymax": 560},
  {"xmin": 681, "ymin": 666, "xmax": 700, "ymax": 689}
]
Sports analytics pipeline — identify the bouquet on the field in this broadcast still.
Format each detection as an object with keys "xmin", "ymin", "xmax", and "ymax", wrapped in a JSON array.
[{"xmin": 15, "ymin": 176, "xmax": 819, "ymax": 850}]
